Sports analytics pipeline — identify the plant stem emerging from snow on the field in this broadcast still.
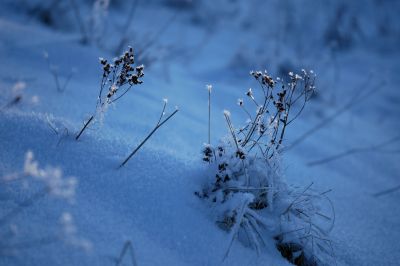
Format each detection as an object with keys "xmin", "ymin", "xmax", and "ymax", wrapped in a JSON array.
[
  {"xmin": 207, "ymin": 84, "xmax": 212, "ymax": 144},
  {"xmin": 76, "ymin": 47, "xmax": 144, "ymax": 140},
  {"xmin": 75, "ymin": 115, "xmax": 94, "ymax": 140},
  {"xmin": 115, "ymin": 240, "xmax": 138, "ymax": 266},
  {"xmin": 119, "ymin": 103, "xmax": 178, "ymax": 168}
]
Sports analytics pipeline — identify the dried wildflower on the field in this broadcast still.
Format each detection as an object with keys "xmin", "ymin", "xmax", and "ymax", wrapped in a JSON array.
[
  {"xmin": 262, "ymin": 73, "xmax": 275, "ymax": 87},
  {"xmin": 197, "ymin": 69, "xmax": 323, "ymax": 264},
  {"xmin": 76, "ymin": 47, "xmax": 144, "ymax": 140},
  {"xmin": 202, "ymin": 144, "xmax": 214, "ymax": 162}
]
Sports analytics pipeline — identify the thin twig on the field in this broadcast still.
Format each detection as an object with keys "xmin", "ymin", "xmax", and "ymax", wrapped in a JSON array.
[
  {"xmin": 119, "ymin": 109, "xmax": 179, "ymax": 168},
  {"xmin": 286, "ymin": 77, "xmax": 383, "ymax": 150},
  {"xmin": 115, "ymin": 240, "xmax": 138, "ymax": 266},
  {"xmin": 139, "ymin": 11, "xmax": 179, "ymax": 60},
  {"xmin": 75, "ymin": 115, "xmax": 94, "ymax": 140},
  {"xmin": 373, "ymin": 185, "xmax": 400, "ymax": 197},
  {"xmin": 208, "ymin": 85, "xmax": 211, "ymax": 144},
  {"xmin": 0, "ymin": 96, "xmax": 22, "ymax": 112},
  {"xmin": 224, "ymin": 112, "xmax": 239, "ymax": 150},
  {"xmin": 68, "ymin": 0, "xmax": 89, "ymax": 43},
  {"xmin": 115, "ymin": 0, "xmax": 140, "ymax": 54},
  {"xmin": 307, "ymin": 135, "xmax": 400, "ymax": 166}
]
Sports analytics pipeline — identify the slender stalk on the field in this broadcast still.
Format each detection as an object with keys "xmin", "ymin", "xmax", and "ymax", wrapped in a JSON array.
[
  {"xmin": 115, "ymin": 240, "xmax": 138, "ymax": 266},
  {"xmin": 208, "ymin": 87, "xmax": 211, "ymax": 144},
  {"xmin": 115, "ymin": 0, "xmax": 139, "ymax": 54},
  {"xmin": 307, "ymin": 135, "xmax": 400, "ymax": 166},
  {"xmin": 224, "ymin": 112, "xmax": 239, "ymax": 150},
  {"xmin": 287, "ymin": 77, "xmax": 381, "ymax": 150},
  {"xmin": 69, "ymin": 0, "xmax": 89, "ymax": 43},
  {"xmin": 75, "ymin": 115, "xmax": 94, "ymax": 140},
  {"xmin": 373, "ymin": 185, "xmax": 400, "ymax": 197},
  {"xmin": 119, "ymin": 109, "xmax": 179, "ymax": 168}
]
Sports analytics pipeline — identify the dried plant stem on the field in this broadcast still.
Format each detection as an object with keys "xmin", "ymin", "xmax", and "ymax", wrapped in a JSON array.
[
  {"xmin": 68, "ymin": 0, "xmax": 89, "ymax": 43},
  {"xmin": 119, "ymin": 109, "xmax": 179, "ymax": 168},
  {"xmin": 45, "ymin": 52, "xmax": 74, "ymax": 93},
  {"xmin": 223, "ymin": 199, "xmax": 249, "ymax": 262},
  {"xmin": 287, "ymin": 77, "xmax": 382, "ymax": 150},
  {"xmin": 224, "ymin": 112, "xmax": 239, "ymax": 150},
  {"xmin": 0, "ymin": 96, "xmax": 22, "ymax": 112},
  {"xmin": 307, "ymin": 135, "xmax": 400, "ymax": 166},
  {"xmin": 75, "ymin": 115, "xmax": 94, "ymax": 140},
  {"xmin": 140, "ymin": 12, "xmax": 179, "ymax": 59},
  {"xmin": 115, "ymin": 0, "xmax": 139, "ymax": 54},
  {"xmin": 208, "ymin": 88, "xmax": 211, "ymax": 144},
  {"xmin": 115, "ymin": 240, "xmax": 138, "ymax": 266},
  {"xmin": 373, "ymin": 185, "xmax": 400, "ymax": 197}
]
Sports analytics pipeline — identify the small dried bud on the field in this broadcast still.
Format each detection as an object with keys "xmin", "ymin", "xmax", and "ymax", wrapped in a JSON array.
[
  {"xmin": 223, "ymin": 110, "xmax": 231, "ymax": 117},
  {"xmin": 246, "ymin": 88, "xmax": 253, "ymax": 98},
  {"xmin": 262, "ymin": 74, "xmax": 275, "ymax": 87}
]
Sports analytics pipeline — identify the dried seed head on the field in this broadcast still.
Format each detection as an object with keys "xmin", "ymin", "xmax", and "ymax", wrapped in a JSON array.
[{"xmin": 246, "ymin": 88, "xmax": 253, "ymax": 98}]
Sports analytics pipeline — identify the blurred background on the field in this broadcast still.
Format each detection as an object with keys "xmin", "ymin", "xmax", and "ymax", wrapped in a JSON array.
[{"xmin": 0, "ymin": 0, "xmax": 399, "ymax": 265}]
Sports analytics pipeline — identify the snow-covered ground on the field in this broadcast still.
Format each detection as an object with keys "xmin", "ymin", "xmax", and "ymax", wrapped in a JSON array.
[{"xmin": 0, "ymin": 1, "xmax": 399, "ymax": 265}]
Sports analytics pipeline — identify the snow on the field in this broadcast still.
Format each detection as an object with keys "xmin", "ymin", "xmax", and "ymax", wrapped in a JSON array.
[{"xmin": 0, "ymin": 0, "xmax": 400, "ymax": 265}]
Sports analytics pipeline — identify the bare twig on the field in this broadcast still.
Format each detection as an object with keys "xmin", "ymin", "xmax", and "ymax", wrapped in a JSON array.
[
  {"xmin": 115, "ymin": 0, "xmax": 140, "ymax": 55},
  {"xmin": 119, "ymin": 105, "xmax": 179, "ymax": 168},
  {"xmin": 139, "ymin": 11, "xmax": 179, "ymax": 61},
  {"xmin": 287, "ymin": 77, "xmax": 383, "ymax": 150},
  {"xmin": 75, "ymin": 115, "xmax": 94, "ymax": 140},
  {"xmin": 68, "ymin": 0, "xmax": 89, "ymax": 43},
  {"xmin": 307, "ymin": 135, "xmax": 400, "ymax": 166},
  {"xmin": 207, "ymin": 85, "xmax": 212, "ymax": 144},
  {"xmin": 115, "ymin": 240, "xmax": 138, "ymax": 266},
  {"xmin": 0, "ymin": 96, "xmax": 22, "ymax": 112},
  {"xmin": 223, "ymin": 111, "xmax": 239, "ymax": 150},
  {"xmin": 373, "ymin": 185, "xmax": 400, "ymax": 197},
  {"xmin": 44, "ymin": 52, "xmax": 75, "ymax": 93}
]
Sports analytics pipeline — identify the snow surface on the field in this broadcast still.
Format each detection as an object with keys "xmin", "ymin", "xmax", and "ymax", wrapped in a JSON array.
[{"xmin": 0, "ymin": 0, "xmax": 399, "ymax": 265}]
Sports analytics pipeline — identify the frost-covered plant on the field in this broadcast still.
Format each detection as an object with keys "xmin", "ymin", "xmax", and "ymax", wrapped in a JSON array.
[
  {"xmin": 0, "ymin": 151, "xmax": 86, "ymax": 256},
  {"xmin": 196, "ymin": 70, "xmax": 335, "ymax": 265},
  {"xmin": 76, "ymin": 47, "xmax": 144, "ymax": 140}
]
